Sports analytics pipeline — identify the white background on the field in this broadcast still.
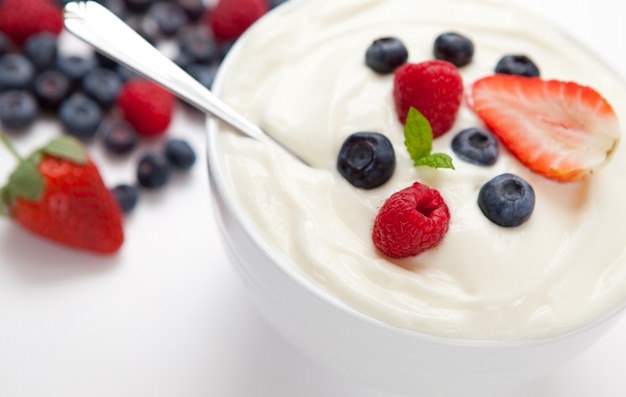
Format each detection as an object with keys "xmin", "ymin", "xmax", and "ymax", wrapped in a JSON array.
[{"xmin": 1, "ymin": 1, "xmax": 626, "ymax": 396}]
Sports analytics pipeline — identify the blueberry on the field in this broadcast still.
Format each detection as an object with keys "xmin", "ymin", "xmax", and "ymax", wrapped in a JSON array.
[
  {"xmin": 495, "ymin": 55, "xmax": 540, "ymax": 77},
  {"xmin": 175, "ymin": 0, "xmax": 206, "ymax": 21},
  {"xmin": 365, "ymin": 37, "xmax": 408, "ymax": 74},
  {"xmin": 478, "ymin": 173, "xmax": 535, "ymax": 227},
  {"xmin": 100, "ymin": 119, "xmax": 139, "ymax": 155},
  {"xmin": 185, "ymin": 63, "xmax": 218, "ymax": 90},
  {"xmin": 58, "ymin": 94, "xmax": 103, "ymax": 139},
  {"xmin": 137, "ymin": 152, "xmax": 171, "ymax": 189},
  {"xmin": 115, "ymin": 64, "xmax": 140, "ymax": 82},
  {"xmin": 111, "ymin": 183, "xmax": 139, "ymax": 213},
  {"xmin": 123, "ymin": 0, "xmax": 154, "ymax": 13},
  {"xmin": 337, "ymin": 132, "xmax": 395, "ymax": 189},
  {"xmin": 82, "ymin": 67, "xmax": 123, "ymax": 109},
  {"xmin": 451, "ymin": 127, "xmax": 499, "ymax": 166},
  {"xmin": 433, "ymin": 32, "xmax": 474, "ymax": 67},
  {"xmin": 32, "ymin": 69, "xmax": 71, "ymax": 111},
  {"xmin": 24, "ymin": 32, "xmax": 58, "ymax": 70},
  {"xmin": 0, "ymin": 54, "xmax": 35, "ymax": 91},
  {"xmin": 95, "ymin": 51, "xmax": 118, "ymax": 69},
  {"xmin": 164, "ymin": 138, "xmax": 196, "ymax": 170},
  {"xmin": 149, "ymin": 2, "xmax": 188, "ymax": 37},
  {"xmin": 0, "ymin": 90, "xmax": 39, "ymax": 131},
  {"xmin": 0, "ymin": 32, "xmax": 12, "ymax": 58},
  {"xmin": 55, "ymin": 54, "xmax": 98, "ymax": 85},
  {"xmin": 179, "ymin": 28, "xmax": 220, "ymax": 64}
]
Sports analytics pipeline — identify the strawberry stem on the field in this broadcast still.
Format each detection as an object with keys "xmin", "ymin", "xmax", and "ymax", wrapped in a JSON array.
[{"xmin": 0, "ymin": 134, "xmax": 23, "ymax": 161}]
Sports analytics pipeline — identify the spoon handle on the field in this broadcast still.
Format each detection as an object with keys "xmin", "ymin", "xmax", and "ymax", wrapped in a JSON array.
[{"xmin": 63, "ymin": 0, "xmax": 272, "ymax": 145}]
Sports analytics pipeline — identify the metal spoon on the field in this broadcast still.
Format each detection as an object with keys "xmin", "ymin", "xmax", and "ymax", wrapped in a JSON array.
[{"xmin": 63, "ymin": 1, "xmax": 306, "ymax": 164}]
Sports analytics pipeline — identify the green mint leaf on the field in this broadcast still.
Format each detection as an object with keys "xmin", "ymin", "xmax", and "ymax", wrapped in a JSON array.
[
  {"xmin": 42, "ymin": 136, "xmax": 88, "ymax": 164},
  {"xmin": 0, "ymin": 187, "xmax": 8, "ymax": 216},
  {"xmin": 403, "ymin": 106, "xmax": 454, "ymax": 170},
  {"xmin": 8, "ymin": 158, "xmax": 44, "ymax": 201},
  {"xmin": 414, "ymin": 153, "xmax": 455, "ymax": 170},
  {"xmin": 404, "ymin": 107, "xmax": 433, "ymax": 163}
]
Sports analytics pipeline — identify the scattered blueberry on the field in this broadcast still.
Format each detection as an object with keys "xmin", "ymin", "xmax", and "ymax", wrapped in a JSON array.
[
  {"xmin": 150, "ymin": 2, "xmax": 188, "ymax": 37},
  {"xmin": 0, "ymin": 54, "xmax": 35, "ymax": 91},
  {"xmin": 0, "ymin": 91, "xmax": 39, "ymax": 132},
  {"xmin": 185, "ymin": 63, "xmax": 218, "ymax": 90},
  {"xmin": 179, "ymin": 28, "xmax": 220, "ymax": 64},
  {"xmin": 95, "ymin": 51, "xmax": 118, "ymax": 69},
  {"xmin": 495, "ymin": 55, "xmax": 540, "ymax": 77},
  {"xmin": 451, "ymin": 127, "xmax": 499, "ymax": 166},
  {"xmin": 478, "ymin": 173, "xmax": 535, "ymax": 227},
  {"xmin": 32, "ymin": 69, "xmax": 72, "ymax": 111},
  {"xmin": 100, "ymin": 119, "xmax": 139, "ymax": 155},
  {"xmin": 164, "ymin": 138, "xmax": 196, "ymax": 170},
  {"xmin": 123, "ymin": 0, "xmax": 154, "ymax": 13},
  {"xmin": 267, "ymin": 0, "xmax": 289, "ymax": 8},
  {"xmin": 137, "ymin": 152, "xmax": 171, "ymax": 189},
  {"xmin": 175, "ymin": 0, "xmax": 206, "ymax": 21},
  {"xmin": 24, "ymin": 32, "xmax": 58, "ymax": 70},
  {"xmin": 58, "ymin": 94, "xmax": 103, "ymax": 139},
  {"xmin": 433, "ymin": 32, "xmax": 474, "ymax": 67},
  {"xmin": 55, "ymin": 54, "xmax": 98, "ymax": 85},
  {"xmin": 115, "ymin": 64, "xmax": 140, "ymax": 82},
  {"xmin": 82, "ymin": 67, "xmax": 123, "ymax": 109},
  {"xmin": 111, "ymin": 184, "xmax": 139, "ymax": 213},
  {"xmin": 337, "ymin": 132, "xmax": 395, "ymax": 189},
  {"xmin": 0, "ymin": 32, "xmax": 11, "ymax": 59},
  {"xmin": 365, "ymin": 37, "xmax": 408, "ymax": 74}
]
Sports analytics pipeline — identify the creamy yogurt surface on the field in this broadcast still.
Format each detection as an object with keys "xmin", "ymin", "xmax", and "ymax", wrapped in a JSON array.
[{"xmin": 212, "ymin": 0, "xmax": 626, "ymax": 339}]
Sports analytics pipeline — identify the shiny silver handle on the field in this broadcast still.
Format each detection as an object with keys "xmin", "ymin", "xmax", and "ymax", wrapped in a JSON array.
[{"xmin": 63, "ymin": 0, "xmax": 272, "ymax": 145}]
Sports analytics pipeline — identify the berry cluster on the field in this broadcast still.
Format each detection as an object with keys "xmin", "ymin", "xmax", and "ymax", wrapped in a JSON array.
[
  {"xmin": 342, "ymin": 28, "xmax": 618, "ymax": 258},
  {"xmin": 0, "ymin": 0, "xmax": 289, "ymax": 253},
  {"xmin": 0, "ymin": 0, "xmax": 287, "ymax": 215}
]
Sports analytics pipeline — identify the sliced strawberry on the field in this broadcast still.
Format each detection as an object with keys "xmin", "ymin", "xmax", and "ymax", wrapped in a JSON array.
[{"xmin": 468, "ymin": 74, "xmax": 620, "ymax": 182}]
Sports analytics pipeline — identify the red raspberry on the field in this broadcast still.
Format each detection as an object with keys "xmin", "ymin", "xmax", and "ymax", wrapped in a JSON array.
[
  {"xmin": 0, "ymin": 0, "xmax": 63, "ymax": 46},
  {"xmin": 372, "ymin": 182, "xmax": 450, "ymax": 258},
  {"xmin": 116, "ymin": 80, "xmax": 175, "ymax": 137},
  {"xmin": 393, "ymin": 60, "xmax": 463, "ymax": 137},
  {"xmin": 206, "ymin": 0, "xmax": 269, "ymax": 43}
]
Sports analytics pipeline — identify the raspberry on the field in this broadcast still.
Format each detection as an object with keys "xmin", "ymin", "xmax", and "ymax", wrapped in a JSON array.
[
  {"xmin": 116, "ymin": 80, "xmax": 175, "ymax": 137},
  {"xmin": 0, "ymin": 0, "xmax": 63, "ymax": 46},
  {"xmin": 393, "ymin": 60, "xmax": 463, "ymax": 137},
  {"xmin": 372, "ymin": 182, "xmax": 450, "ymax": 258},
  {"xmin": 206, "ymin": 0, "xmax": 269, "ymax": 43}
]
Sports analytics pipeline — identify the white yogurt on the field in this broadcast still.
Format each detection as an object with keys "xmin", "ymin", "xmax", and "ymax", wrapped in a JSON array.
[{"xmin": 213, "ymin": 0, "xmax": 626, "ymax": 339}]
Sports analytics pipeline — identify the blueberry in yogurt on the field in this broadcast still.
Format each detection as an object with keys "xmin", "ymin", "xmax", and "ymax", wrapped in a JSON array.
[
  {"xmin": 495, "ymin": 54, "xmax": 540, "ymax": 77},
  {"xmin": 451, "ymin": 127, "xmax": 498, "ymax": 166},
  {"xmin": 337, "ymin": 132, "xmax": 395, "ymax": 189},
  {"xmin": 365, "ymin": 37, "xmax": 408, "ymax": 74},
  {"xmin": 478, "ymin": 173, "xmax": 535, "ymax": 227},
  {"xmin": 433, "ymin": 32, "xmax": 474, "ymax": 67}
]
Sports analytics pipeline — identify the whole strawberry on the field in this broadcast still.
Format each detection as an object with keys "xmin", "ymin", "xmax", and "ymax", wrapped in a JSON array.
[
  {"xmin": 0, "ymin": 135, "xmax": 124, "ymax": 255},
  {"xmin": 206, "ymin": 0, "xmax": 269, "ymax": 43},
  {"xmin": 0, "ymin": 0, "xmax": 63, "ymax": 46},
  {"xmin": 393, "ymin": 60, "xmax": 463, "ymax": 137},
  {"xmin": 116, "ymin": 79, "xmax": 175, "ymax": 137},
  {"xmin": 372, "ymin": 182, "xmax": 449, "ymax": 258}
]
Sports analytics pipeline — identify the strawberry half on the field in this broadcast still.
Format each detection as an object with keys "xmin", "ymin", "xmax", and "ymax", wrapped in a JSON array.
[
  {"xmin": 1, "ymin": 135, "xmax": 124, "ymax": 255},
  {"xmin": 468, "ymin": 74, "xmax": 620, "ymax": 182}
]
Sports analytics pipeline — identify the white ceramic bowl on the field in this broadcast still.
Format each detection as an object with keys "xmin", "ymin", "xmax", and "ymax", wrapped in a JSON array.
[{"xmin": 205, "ymin": 1, "xmax": 626, "ymax": 395}]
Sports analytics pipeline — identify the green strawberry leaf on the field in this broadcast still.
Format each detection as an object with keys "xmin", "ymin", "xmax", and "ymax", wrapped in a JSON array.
[
  {"xmin": 404, "ymin": 107, "xmax": 455, "ymax": 170},
  {"xmin": 0, "ymin": 187, "xmax": 8, "ymax": 216},
  {"xmin": 8, "ymin": 157, "xmax": 44, "ymax": 201},
  {"xmin": 42, "ymin": 136, "xmax": 88, "ymax": 164}
]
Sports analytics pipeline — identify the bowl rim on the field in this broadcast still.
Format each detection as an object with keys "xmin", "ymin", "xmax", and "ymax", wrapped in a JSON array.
[{"xmin": 205, "ymin": 0, "xmax": 626, "ymax": 349}]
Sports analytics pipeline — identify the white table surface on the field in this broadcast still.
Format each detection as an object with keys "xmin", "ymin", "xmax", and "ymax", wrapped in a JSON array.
[{"xmin": 1, "ymin": 1, "xmax": 626, "ymax": 396}]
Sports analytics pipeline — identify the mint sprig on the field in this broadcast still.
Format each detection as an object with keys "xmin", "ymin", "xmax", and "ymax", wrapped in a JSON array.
[{"xmin": 404, "ymin": 107, "xmax": 454, "ymax": 170}]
